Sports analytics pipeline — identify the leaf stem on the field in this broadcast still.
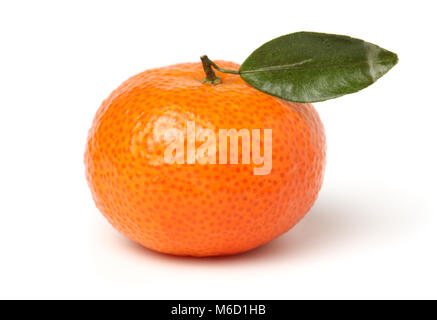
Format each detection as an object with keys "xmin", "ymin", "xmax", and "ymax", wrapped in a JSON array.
[{"xmin": 206, "ymin": 57, "xmax": 240, "ymax": 75}]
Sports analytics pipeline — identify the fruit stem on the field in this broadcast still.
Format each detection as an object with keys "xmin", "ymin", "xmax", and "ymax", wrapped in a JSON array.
[
  {"xmin": 201, "ymin": 55, "xmax": 221, "ymax": 84},
  {"xmin": 200, "ymin": 55, "xmax": 240, "ymax": 85}
]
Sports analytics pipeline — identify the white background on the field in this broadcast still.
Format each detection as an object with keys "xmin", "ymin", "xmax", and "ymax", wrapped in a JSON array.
[{"xmin": 1, "ymin": 0, "xmax": 436, "ymax": 300}]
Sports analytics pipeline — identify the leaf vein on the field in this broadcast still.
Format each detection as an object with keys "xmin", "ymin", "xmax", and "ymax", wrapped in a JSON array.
[{"xmin": 240, "ymin": 58, "xmax": 394, "ymax": 74}]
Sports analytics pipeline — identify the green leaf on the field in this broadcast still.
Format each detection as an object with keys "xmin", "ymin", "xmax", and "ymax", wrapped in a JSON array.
[{"xmin": 239, "ymin": 32, "xmax": 398, "ymax": 103}]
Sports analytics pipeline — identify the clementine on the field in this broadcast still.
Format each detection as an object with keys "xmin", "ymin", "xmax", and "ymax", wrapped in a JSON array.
[
  {"xmin": 85, "ymin": 61, "xmax": 326, "ymax": 256},
  {"xmin": 85, "ymin": 31, "xmax": 397, "ymax": 257}
]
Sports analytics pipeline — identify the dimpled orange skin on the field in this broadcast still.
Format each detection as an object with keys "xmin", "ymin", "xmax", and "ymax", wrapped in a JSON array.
[{"xmin": 85, "ymin": 61, "xmax": 326, "ymax": 257}]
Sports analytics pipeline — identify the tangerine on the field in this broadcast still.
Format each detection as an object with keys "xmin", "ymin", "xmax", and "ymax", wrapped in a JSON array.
[{"xmin": 85, "ymin": 61, "xmax": 326, "ymax": 256}]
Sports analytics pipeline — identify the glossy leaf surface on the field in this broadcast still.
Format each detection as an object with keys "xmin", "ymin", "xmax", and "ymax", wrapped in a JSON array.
[{"xmin": 239, "ymin": 32, "xmax": 398, "ymax": 102}]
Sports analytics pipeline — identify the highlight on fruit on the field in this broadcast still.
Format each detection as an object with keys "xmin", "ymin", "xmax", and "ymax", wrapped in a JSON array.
[{"xmin": 85, "ymin": 31, "xmax": 398, "ymax": 257}]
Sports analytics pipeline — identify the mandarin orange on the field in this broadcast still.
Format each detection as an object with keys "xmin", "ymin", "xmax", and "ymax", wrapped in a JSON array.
[{"xmin": 85, "ymin": 61, "xmax": 326, "ymax": 256}]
